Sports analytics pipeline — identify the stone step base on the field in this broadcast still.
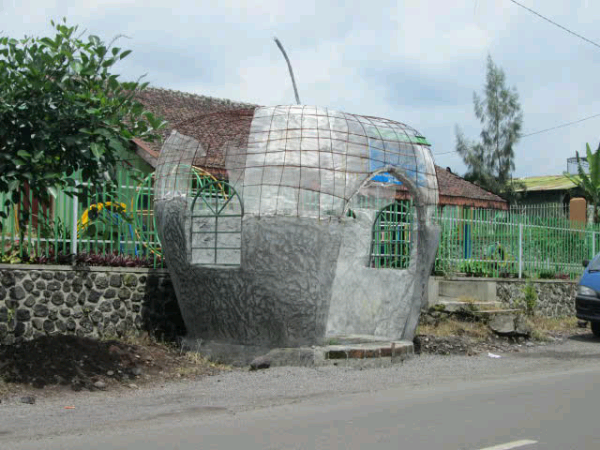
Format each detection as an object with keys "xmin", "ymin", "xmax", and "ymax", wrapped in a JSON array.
[{"xmin": 316, "ymin": 341, "xmax": 413, "ymax": 367}]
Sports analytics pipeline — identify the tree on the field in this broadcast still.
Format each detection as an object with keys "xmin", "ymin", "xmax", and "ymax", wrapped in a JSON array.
[
  {"xmin": 455, "ymin": 55, "xmax": 523, "ymax": 197},
  {"xmin": 564, "ymin": 143, "xmax": 600, "ymax": 223},
  {"xmin": 0, "ymin": 19, "xmax": 166, "ymax": 224}
]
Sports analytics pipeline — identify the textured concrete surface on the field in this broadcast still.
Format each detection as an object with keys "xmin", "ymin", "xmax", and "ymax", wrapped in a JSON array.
[
  {"xmin": 157, "ymin": 198, "xmax": 343, "ymax": 347},
  {"xmin": 328, "ymin": 211, "xmax": 422, "ymax": 340},
  {"xmin": 154, "ymin": 106, "xmax": 441, "ymax": 351}
]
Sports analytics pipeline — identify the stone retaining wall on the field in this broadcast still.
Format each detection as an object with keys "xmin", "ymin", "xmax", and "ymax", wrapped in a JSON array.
[
  {"xmin": 496, "ymin": 280, "xmax": 577, "ymax": 317},
  {"xmin": 0, "ymin": 265, "xmax": 185, "ymax": 345},
  {"xmin": 429, "ymin": 276, "xmax": 578, "ymax": 317}
]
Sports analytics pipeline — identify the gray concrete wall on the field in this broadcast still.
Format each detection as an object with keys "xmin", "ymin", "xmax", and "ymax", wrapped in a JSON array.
[
  {"xmin": 156, "ymin": 197, "xmax": 343, "ymax": 348},
  {"xmin": 437, "ymin": 279, "xmax": 497, "ymax": 302},
  {"xmin": 327, "ymin": 204, "xmax": 439, "ymax": 341},
  {"xmin": 327, "ymin": 210, "xmax": 414, "ymax": 339}
]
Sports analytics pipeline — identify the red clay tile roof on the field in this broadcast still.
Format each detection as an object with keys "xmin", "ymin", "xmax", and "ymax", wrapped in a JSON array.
[
  {"xmin": 396, "ymin": 167, "xmax": 507, "ymax": 210},
  {"xmin": 134, "ymin": 88, "xmax": 506, "ymax": 209},
  {"xmin": 134, "ymin": 88, "xmax": 257, "ymax": 153},
  {"xmin": 174, "ymin": 108, "xmax": 255, "ymax": 169}
]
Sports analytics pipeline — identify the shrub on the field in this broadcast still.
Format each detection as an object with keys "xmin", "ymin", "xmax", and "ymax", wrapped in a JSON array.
[
  {"xmin": 538, "ymin": 270, "xmax": 555, "ymax": 279},
  {"xmin": 518, "ymin": 282, "xmax": 537, "ymax": 316}
]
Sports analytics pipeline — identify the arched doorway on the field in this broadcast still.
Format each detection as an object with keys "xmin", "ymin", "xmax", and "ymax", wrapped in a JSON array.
[{"xmin": 369, "ymin": 200, "xmax": 413, "ymax": 269}]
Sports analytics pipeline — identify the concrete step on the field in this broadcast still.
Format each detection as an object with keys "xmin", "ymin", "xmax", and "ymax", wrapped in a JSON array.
[
  {"xmin": 437, "ymin": 300, "xmax": 504, "ymax": 312},
  {"xmin": 437, "ymin": 279, "xmax": 496, "ymax": 302},
  {"xmin": 473, "ymin": 309, "xmax": 522, "ymax": 315}
]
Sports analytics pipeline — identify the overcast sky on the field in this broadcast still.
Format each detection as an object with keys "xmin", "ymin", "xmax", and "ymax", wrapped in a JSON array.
[{"xmin": 3, "ymin": 0, "xmax": 600, "ymax": 178}]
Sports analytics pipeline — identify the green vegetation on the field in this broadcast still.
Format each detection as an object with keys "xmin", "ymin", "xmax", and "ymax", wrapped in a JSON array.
[
  {"xmin": 455, "ymin": 54, "xmax": 523, "ymax": 199},
  {"xmin": 0, "ymin": 19, "xmax": 165, "ymax": 228},
  {"xmin": 516, "ymin": 282, "xmax": 538, "ymax": 316}
]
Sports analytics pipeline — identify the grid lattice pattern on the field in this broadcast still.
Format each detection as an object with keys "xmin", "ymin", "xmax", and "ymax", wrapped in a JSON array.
[{"xmin": 155, "ymin": 106, "xmax": 438, "ymax": 220}]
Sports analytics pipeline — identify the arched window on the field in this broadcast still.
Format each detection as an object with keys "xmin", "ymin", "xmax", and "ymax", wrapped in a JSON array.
[
  {"xmin": 369, "ymin": 200, "xmax": 412, "ymax": 269},
  {"xmin": 190, "ymin": 180, "xmax": 243, "ymax": 267}
]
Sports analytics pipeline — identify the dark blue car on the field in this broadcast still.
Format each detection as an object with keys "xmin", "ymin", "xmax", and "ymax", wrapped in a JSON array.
[{"xmin": 576, "ymin": 255, "xmax": 600, "ymax": 336}]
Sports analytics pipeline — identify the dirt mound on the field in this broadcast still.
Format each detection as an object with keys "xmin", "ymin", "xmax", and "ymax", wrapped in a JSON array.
[{"xmin": 0, "ymin": 335, "xmax": 220, "ymax": 393}]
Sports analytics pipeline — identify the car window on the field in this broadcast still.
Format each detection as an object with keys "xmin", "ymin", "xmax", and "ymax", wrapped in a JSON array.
[{"xmin": 589, "ymin": 257, "xmax": 600, "ymax": 271}]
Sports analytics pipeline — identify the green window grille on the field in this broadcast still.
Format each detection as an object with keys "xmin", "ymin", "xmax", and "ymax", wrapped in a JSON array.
[
  {"xmin": 190, "ymin": 180, "xmax": 243, "ymax": 267},
  {"xmin": 369, "ymin": 201, "xmax": 413, "ymax": 269}
]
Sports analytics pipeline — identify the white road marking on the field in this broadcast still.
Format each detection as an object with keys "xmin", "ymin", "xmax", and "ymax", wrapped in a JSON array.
[{"xmin": 476, "ymin": 440, "xmax": 538, "ymax": 450}]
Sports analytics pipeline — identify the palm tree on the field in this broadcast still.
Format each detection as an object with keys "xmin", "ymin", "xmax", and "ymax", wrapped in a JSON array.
[{"xmin": 564, "ymin": 143, "xmax": 600, "ymax": 223}]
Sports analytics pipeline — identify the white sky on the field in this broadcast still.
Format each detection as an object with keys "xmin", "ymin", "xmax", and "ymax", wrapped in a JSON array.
[{"xmin": 3, "ymin": 0, "xmax": 600, "ymax": 178}]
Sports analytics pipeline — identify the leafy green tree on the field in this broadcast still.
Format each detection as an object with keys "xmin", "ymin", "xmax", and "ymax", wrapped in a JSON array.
[
  {"xmin": 0, "ymin": 19, "xmax": 165, "ymax": 225},
  {"xmin": 455, "ymin": 55, "xmax": 523, "ymax": 197},
  {"xmin": 564, "ymin": 143, "xmax": 600, "ymax": 223}
]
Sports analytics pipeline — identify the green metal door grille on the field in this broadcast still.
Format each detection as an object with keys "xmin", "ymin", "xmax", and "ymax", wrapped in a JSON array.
[{"xmin": 369, "ymin": 201, "xmax": 412, "ymax": 269}]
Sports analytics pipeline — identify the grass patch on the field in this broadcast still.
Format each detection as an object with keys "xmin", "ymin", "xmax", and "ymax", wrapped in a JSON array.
[
  {"xmin": 530, "ymin": 329, "xmax": 552, "ymax": 342},
  {"xmin": 106, "ymin": 330, "xmax": 166, "ymax": 348},
  {"xmin": 418, "ymin": 313, "xmax": 580, "ymax": 345},
  {"xmin": 529, "ymin": 316, "xmax": 578, "ymax": 333},
  {"xmin": 176, "ymin": 352, "xmax": 231, "ymax": 377},
  {"xmin": 417, "ymin": 318, "xmax": 492, "ymax": 342},
  {"xmin": 0, "ymin": 377, "xmax": 10, "ymax": 397},
  {"xmin": 185, "ymin": 351, "xmax": 230, "ymax": 370}
]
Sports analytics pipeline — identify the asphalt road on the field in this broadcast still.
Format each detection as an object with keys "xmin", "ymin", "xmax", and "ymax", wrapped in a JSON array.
[
  {"xmin": 3, "ymin": 335, "xmax": 600, "ymax": 449},
  {"xmin": 5, "ymin": 364, "xmax": 600, "ymax": 449}
]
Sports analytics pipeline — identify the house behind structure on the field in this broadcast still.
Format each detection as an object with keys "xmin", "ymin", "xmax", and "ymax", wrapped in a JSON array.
[
  {"xmin": 512, "ymin": 156, "xmax": 589, "ymax": 223},
  {"xmin": 133, "ymin": 88, "xmax": 507, "ymax": 213}
]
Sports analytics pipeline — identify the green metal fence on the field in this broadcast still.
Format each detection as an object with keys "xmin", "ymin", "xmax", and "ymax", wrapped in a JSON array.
[
  {"xmin": 0, "ymin": 168, "xmax": 165, "ymax": 267},
  {"xmin": 1, "ymin": 171, "xmax": 597, "ymax": 280},
  {"xmin": 433, "ymin": 205, "xmax": 599, "ymax": 279},
  {"xmin": 366, "ymin": 202, "xmax": 596, "ymax": 279},
  {"xmin": 0, "ymin": 165, "xmax": 228, "ymax": 268},
  {"xmin": 342, "ymin": 198, "xmax": 598, "ymax": 279}
]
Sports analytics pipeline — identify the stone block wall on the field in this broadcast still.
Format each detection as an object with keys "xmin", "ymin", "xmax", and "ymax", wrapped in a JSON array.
[
  {"xmin": 0, "ymin": 264, "xmax": 185, "ymax": 345},
  {"xmin": 496, "ymin": 280, "xmax": 577, "ymax": 317}
]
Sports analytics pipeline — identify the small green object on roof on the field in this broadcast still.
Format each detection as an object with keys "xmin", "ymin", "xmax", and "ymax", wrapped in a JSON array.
[{"xmin": 414, "ymin": 135, "xmax": 431, "ymax": 146}]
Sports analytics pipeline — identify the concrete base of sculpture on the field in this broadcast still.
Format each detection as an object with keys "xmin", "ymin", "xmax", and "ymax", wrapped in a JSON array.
[{"xmin": 182, "ymin": 334, "xmax": 414, "ymax": 368}]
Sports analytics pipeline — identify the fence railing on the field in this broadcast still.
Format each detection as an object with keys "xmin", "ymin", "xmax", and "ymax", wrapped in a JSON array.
[
  {"xmin": 1, "ymin": 178, "xmax": 596, "ymax": 280},
  {"xmin": 0, "ymin": 169, "xmax": 164, "ymax": 268},
  {"xmin": 433, "ymin": 205, "xmax": 597, "ymax": 279}
]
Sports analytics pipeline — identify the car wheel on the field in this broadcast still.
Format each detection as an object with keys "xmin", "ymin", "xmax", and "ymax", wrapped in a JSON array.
[{"xmin": 591, "ymin": 322, "xmax": 600, "ymax": 338}]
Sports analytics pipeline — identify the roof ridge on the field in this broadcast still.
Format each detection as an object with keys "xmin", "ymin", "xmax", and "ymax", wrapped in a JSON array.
[{"xmin": 143, "ymin": 86, "xmax": 258, "ymax": 107}]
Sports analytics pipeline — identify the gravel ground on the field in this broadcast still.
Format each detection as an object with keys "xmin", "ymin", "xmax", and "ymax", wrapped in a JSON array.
[{"xmin": 2, "ymin": 332, "xmax": 600, "ymax": 443}]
